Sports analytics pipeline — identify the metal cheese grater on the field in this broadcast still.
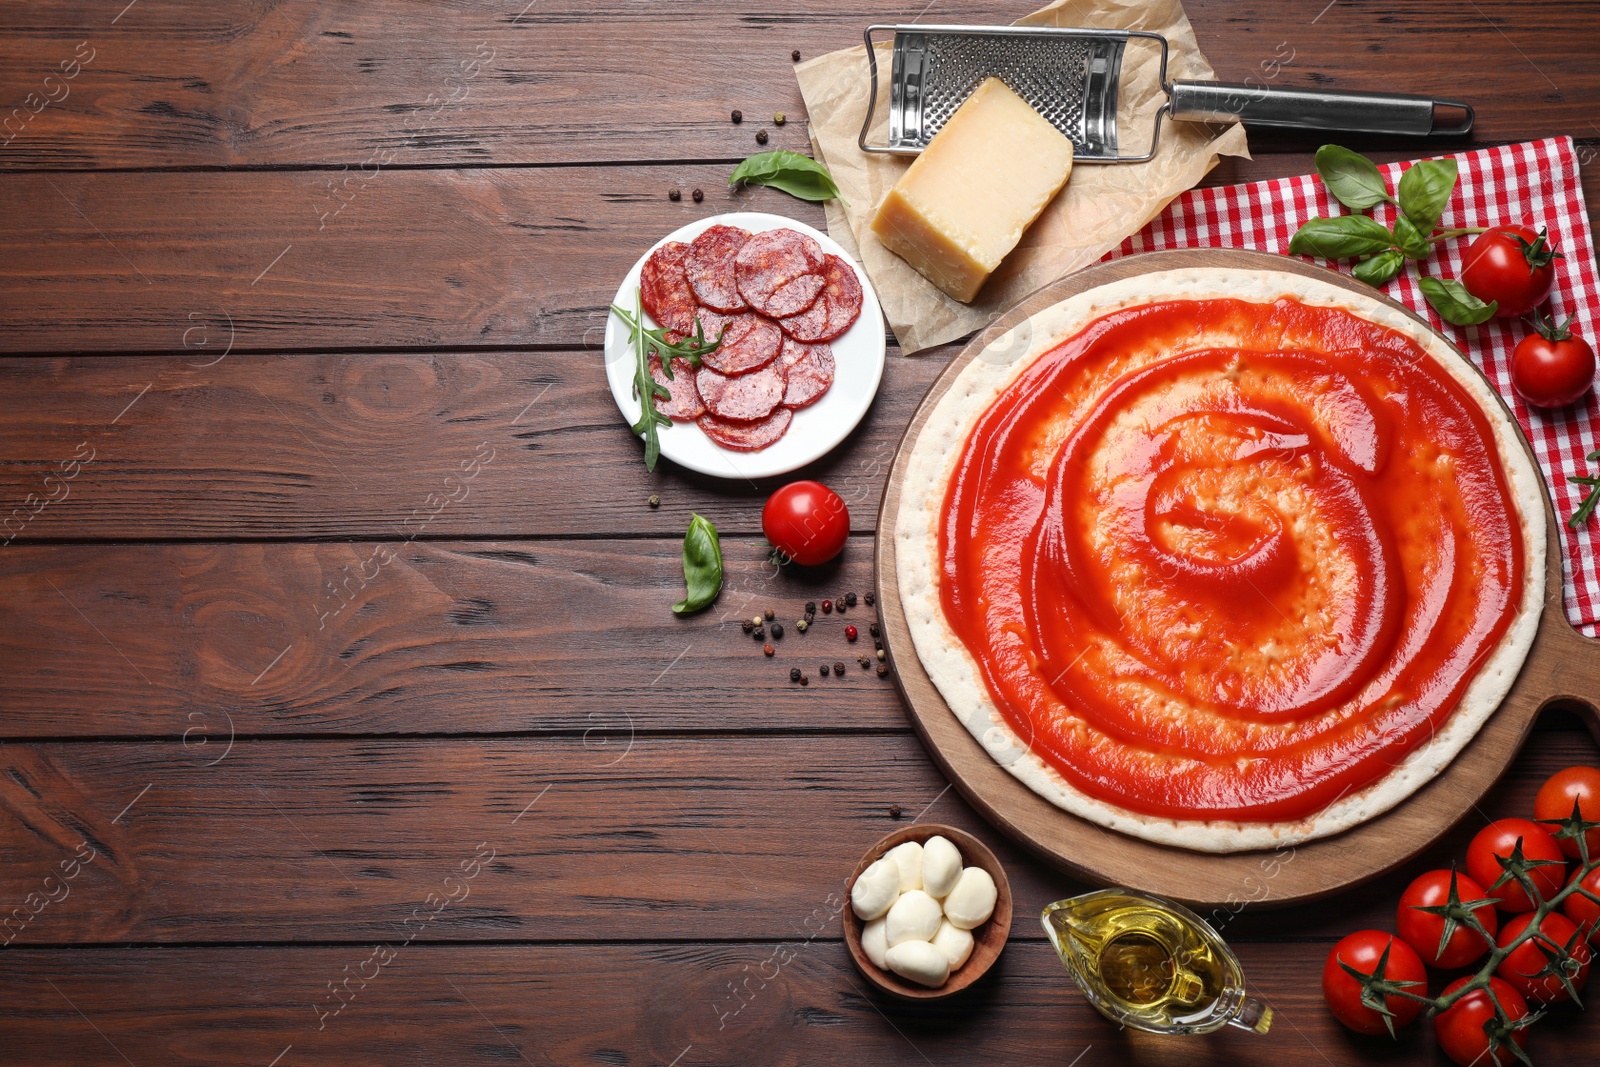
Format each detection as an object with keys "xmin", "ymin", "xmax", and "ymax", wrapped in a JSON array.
[{"xmin": 859, "ymin": 24, "xmax": 1474, "ymax": 163}]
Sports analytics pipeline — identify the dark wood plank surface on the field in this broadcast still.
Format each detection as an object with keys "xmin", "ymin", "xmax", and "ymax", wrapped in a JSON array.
[
  {"xmin": 3, "ymin": 1, "xmax": 1599, "ymax": 1064},
  {"xmin": 0, "ymin": 1, "xmax": 1594, "ymax": 169}
]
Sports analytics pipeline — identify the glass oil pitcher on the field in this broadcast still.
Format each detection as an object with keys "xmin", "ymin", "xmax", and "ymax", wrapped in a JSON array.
[{"xmin": 1042, "ymin": 888, "xmax": 1274, "ymax": 1035}]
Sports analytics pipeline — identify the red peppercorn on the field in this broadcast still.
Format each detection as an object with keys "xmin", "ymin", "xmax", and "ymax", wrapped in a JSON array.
[
  {"xmin": 845, "ymin": 625, "xmax": 858, "ymax": 642},
  {"xmin": 822, "ymin": 599, "xmax": 833, "ymax": 614}
]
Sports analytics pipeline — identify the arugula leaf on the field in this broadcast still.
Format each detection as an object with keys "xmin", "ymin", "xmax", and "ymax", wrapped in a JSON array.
[
  {"xmin": 1288, "ymin": 215, "xmax": 1398, "ymax": 259},
  {"xmin": 1397, "ymin": 157, "xmax": 1458, "ymax": 231},
  {"xmin": 1315, "ymin": 145, "xmax": 1396, "ymax": 212},
  {"xmin": 672, "ymin": 513, "xmax": 724, "ymax": 615},
  {"xmin": 611, "ymin": 303, "xmax": 723, "ymax": 368},
  {"xmin": 1352, "ymin": 249, "xmax": 1405, "ymax": 287},
  {"xmin": 1570, "ymin": 450, "xmax": 1600, "ymax": 529},
  {"xmin": 729, "ymin": 150, "xmax": 842, "ymax": 203},
  {"xmin": 1418, "ymin": 276, "xmax": 1498, "ymax": 326},
  {"xmin": 618, "ymin": 289, "xmax": 673, "ymax": 472},
  {"xmin": 1392, "ymin": 214, "xmax": 1431, "ymax": 260}
]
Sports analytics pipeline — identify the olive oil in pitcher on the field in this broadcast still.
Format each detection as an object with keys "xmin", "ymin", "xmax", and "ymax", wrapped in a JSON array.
[{"xmin": 1042, "ymin": 888, "xmax": 1273, "ymax": 1035}]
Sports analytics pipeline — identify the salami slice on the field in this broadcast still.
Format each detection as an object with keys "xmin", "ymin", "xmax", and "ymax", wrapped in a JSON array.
[
  {"xmin": 778, "ymin": 254, "xmax": 863, "ymax": 342},
  {"xmin": 648, "ymin": 353, "xmax": 705, "ymax": 420},
  {"xmin": 639, "ymin": 241, "xmax": 698, "ymax": 334},
  {"xmin": 699, "ymin": 312, "xmax": 781, "ymax": 375},
  {"xmin": 696, "ymin": 361, "xmax": 787, "ymax": 422},
  {"xmin": 735, "ymin": 229, "xmax": 827, "ymax": 318},
  {"xmin": 684, "ymin": 225, "xmax": 751, "ymax": 313},
  {"xmin": 700, "ymin": 407, "xmax": 794, "ymax": 452},
  {"xmin": 777, "ymin": 337, "xmax": 835, "ymax": 409}
]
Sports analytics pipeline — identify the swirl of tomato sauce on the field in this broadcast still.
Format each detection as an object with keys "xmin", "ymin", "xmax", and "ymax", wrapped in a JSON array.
[{"xmin": 939, "ymin": 298, "xmax": 1524, "ymax": 822}]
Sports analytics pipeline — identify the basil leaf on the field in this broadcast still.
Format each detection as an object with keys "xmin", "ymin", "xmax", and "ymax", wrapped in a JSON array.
[
  {"xmin": 672, "ymin": 513, "xmax": 723, "ymax": 615},
  {"xmin": 729, "ymin": 151, "xmax": 842, "ymax": 203},
  {"xmin": 1397, "ymin": 157, "xmax": 1458, "ymax": 231},
  {"xmin": 1392, "ymin": 214, "xmax": 1431, "ymax": 260},
  {"xmin": 1314, "ymin": 145, "xmax": 1395, "ymax": 212},
  {"xmin": 1352, "ymin": 249, "xmax": 1405, "ymax": 287},
  {"xmin": 1288, "ymin": 215, "xmax": 1398, "ymax": 260},
  {"xmin": 1418, "ymin": 276, "xmax": 1498, "ymax": 326}
]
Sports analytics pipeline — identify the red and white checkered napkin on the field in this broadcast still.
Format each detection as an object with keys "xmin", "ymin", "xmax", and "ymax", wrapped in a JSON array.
[{"xmin": 1103, "ymin": 137, "xmax": 1600, "ymax": 635}]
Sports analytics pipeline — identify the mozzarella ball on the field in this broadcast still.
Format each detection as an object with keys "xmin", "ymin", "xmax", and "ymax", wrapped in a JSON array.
[
  {"xmin": 861, "ymin": 917, "xmax": 890, "ymax": 969},
  {"xmin": 942, "ymin": 867, "xmax": 997, "ymax": 930},
  {"xmin": 883, "ymin": 840, "xmax": 924, "ymax": 891},
  {"xmin": 921, "ymin": 835, "xmax": 962, "ymax": 898},
  {"xmin": 886, "ymin": 939, "xmax": 951, "ymax": 988},
  {"xmin": 850, "ymin": 858, "xmax": 901, "ymax": 920},
  {"xmin": 932, "ymin": 919, "xmax": 975, "ymax": 970},
  {"xmin": 885, "ymin": 888, "xmax": 943, "ymax": 946}
]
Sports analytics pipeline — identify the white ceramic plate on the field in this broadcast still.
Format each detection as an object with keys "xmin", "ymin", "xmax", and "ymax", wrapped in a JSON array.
[{"xmin": 604, "ymin": 212, "xmax": 887, "ymax": 480}]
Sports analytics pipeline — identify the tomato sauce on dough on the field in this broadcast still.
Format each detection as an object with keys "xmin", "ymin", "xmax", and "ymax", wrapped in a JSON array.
[{"xmin": 939, "ymin": 298, "xmax": 1525, "ymax": 822}]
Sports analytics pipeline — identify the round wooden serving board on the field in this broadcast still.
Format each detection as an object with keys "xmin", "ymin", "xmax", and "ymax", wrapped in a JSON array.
[{"xmin": 874, "ymin": 248, "xmax": 1600, "ymax": 909}]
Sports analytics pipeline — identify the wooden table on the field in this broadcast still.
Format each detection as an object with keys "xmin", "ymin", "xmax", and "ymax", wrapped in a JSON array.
[{"xmin": 0, "ymin": 3, "xmax": 1596, "ymax": 1064}]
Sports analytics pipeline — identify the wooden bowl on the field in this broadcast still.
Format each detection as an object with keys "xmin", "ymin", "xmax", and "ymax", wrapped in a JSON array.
[{"xmin": 841, "ymin": 823, "xmax": 1013, "ymax": 1000}]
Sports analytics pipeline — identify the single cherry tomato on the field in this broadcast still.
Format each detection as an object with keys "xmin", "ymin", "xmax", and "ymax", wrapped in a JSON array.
[
  {"xmin": 1466, "ymin": 819, "xmax": 1567, "ymax": 913},
  {"xmin": 762, "ymin": 480, "xmax": 849, "ymax": 566},
  {"xmin": 1461, "ymin": 224, "xmax": 1563, "ymax": 317},
  {"xmin": 1534, "ymin": 764, "xmax": 1600, "ymax": 859},
  {"xmin": 1321, "ymin": 930, "xmax": 1427, "ymax": 1036},
  {"xmin": 1435, "ymin": 976, "xmax": 1531, "ymax": 1067},
  {"xmin": 1396, "ymin": 869, "xmax": 1500, "ymax": 969},
  {"xmin": 1510, "ymin": 312, "xmax": 1595, "ymax": 408},
  {"xmin": 1496, "ymin": 911, "xmax": 1592, "ymax": 1004},
  {"xmin": 1564, "ymin": 865, "xmax": 1600, "ymax": 942}
]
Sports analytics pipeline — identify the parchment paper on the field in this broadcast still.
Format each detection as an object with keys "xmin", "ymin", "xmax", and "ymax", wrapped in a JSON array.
[{"xmin": 796, "ymin": 0, "xmax": 1251, "ymax": 353}]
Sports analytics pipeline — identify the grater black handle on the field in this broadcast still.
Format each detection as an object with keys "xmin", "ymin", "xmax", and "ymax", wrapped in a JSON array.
[{"xmin": 1168, "ymin": 81, "xmax": 1473, "ymax": 137}]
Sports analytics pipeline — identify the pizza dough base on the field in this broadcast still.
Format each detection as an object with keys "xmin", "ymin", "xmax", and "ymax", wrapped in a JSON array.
[{"xmin": 894, "ymin": 268, "xmax": 1546, "ymax": 853}]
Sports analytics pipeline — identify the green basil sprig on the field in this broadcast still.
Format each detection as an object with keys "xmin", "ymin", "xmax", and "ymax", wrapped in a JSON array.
[
  {"xmin": 672, "ymin": 513, "xmax": 723, "ymax": 615},
  {"xmin": 729, "ymin": 150, "xmax": 843, "ymax": 203},
  {"xmin": 1291, "ymin": 145, "xmax": 1493, "ymax": 327}
]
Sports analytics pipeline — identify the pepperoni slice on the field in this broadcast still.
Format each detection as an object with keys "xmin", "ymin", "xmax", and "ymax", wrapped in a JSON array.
[
  {"xmin": 736, "ymin": 229, "xmax": 827, "ymax": 318},
  {"xmin": 778, "ymin": 254, "xmax": 863, "ymax": 342},
  {"xmin": 648, "ymin": 353, "xmax": 705, "ymax": 420},
  {"xmin": 699, "ymin": 312, "xmax": 781, "ymax": 374},
  {"xmin": 700, "ymin": 407, "xmax": 794, "ymax": 452},
  {"xmin": 777, "ymin": 337, "xmax": 834, "ymax": 409},
  {"xmin": 685, "ymin": 225, "xmax": 751, "ymax": 313},
  {"xmin": 696, "ymin": 361, "xmax": 787, "ymax": 422},
  {"xmin": 639, "ymin": 241, "xmax": 698, "ymax": 334}
]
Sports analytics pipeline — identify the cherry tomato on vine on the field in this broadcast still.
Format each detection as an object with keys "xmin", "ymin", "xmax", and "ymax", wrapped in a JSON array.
[
  {"xmin": 1321, "ymin": 930, "xmax": 1427, "ymax": 1036},
  {"xmin": 1396, "ymin": 869, "xmax": 1499, "ymax": 969},
  {"xmin": 1461, "ymin": 224, "xmax": 1563, "ymax": 318},
  {"xmin": 1510, "ymin": 313, "xmax": 1595, "ymax": 409},
  {"xmin": 1534, "ymin": 764, "xmax": 1600, "ymax": 859},
  {"xmin": 762, "ymin": 480, "xmax": 849, "ymax": 566},
  {"xmin": 1466, "ymin": 819, "xmax": 1567, "ymax": 913},
  {"xmin": 1564, "ymin": 865, "xmax": 1600, "ymax": 942},
  {"xmin": 1434, "ymin": 976, "xmax": 1531, "ymax": 1067},
  {"xmin": 1496, "ymin": 911, "xmax": 1592, "ymax": 1005}
]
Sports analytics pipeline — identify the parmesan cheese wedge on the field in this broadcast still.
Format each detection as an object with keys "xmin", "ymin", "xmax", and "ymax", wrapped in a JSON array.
[{"xmin": 870, "ymin": 77, "xmax": 1074, "ymax": 303}]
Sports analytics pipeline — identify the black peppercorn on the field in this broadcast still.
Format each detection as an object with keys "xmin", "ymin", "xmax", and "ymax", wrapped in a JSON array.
[
  {"xmin": 771, "ymin": 623, "xmax": 784, "ymax": 639},
  {"xmin": 845, "ymin": 592, "xmax": 857, "ymax": 606},
  {"xmin": 805, "ymin": 601, "xmax": 817, "ymax": 614},
  {"xmin": 790, "ymin": 667, "xmax": 802, "ymax": 682},
  {"xmin": 753, "ymin": 626, "xmax": 764, "ymax": 640},
  {"xmin": 876, "ymin": 663, "xmax": 889, "ymax": 677},
  {"xmin": 731, "ymin": 109, "xmax": 743, "ymax": 124},
  {"xmin": 792, "ymin": 49, "xmax": 802, "ymax": 62},
  {"xmin": 756, "ymin": 129, "xmax": 769, "ymax": 145},
  {"xmin": 858, "ymin": 656, "xmax": 871, "ymax": 669},
  {"xmin": 889, "ymin": 804, "xmax": 902, "ymax": 819},
  {"xmin": 691, "ymin": 188, "xmax": 704, "ymax": 203},
  {"xmin": 820, "ymin": 664, "xmax": 830, "ymax": 677},
  {"xmin": 800, "ymin": 675, "xmax": 809, "ymax": 686},
  {"xmin": 864, "ymin": 592, "xmax": 875, "ymax": 606},
  {"xmin": 742, "ymin": 619, "xmax": 754, "ymax": 634},
  {"xmin": 834, "ymin": 661, "xmax": 847, "ymax": 676},
  {"xmin": 667, "ymin": 189, "xmax": 681, "ymax": 202},
  {"xmin": 869, "ymin": 623, "xmax": 880, "ymax": 639}
]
